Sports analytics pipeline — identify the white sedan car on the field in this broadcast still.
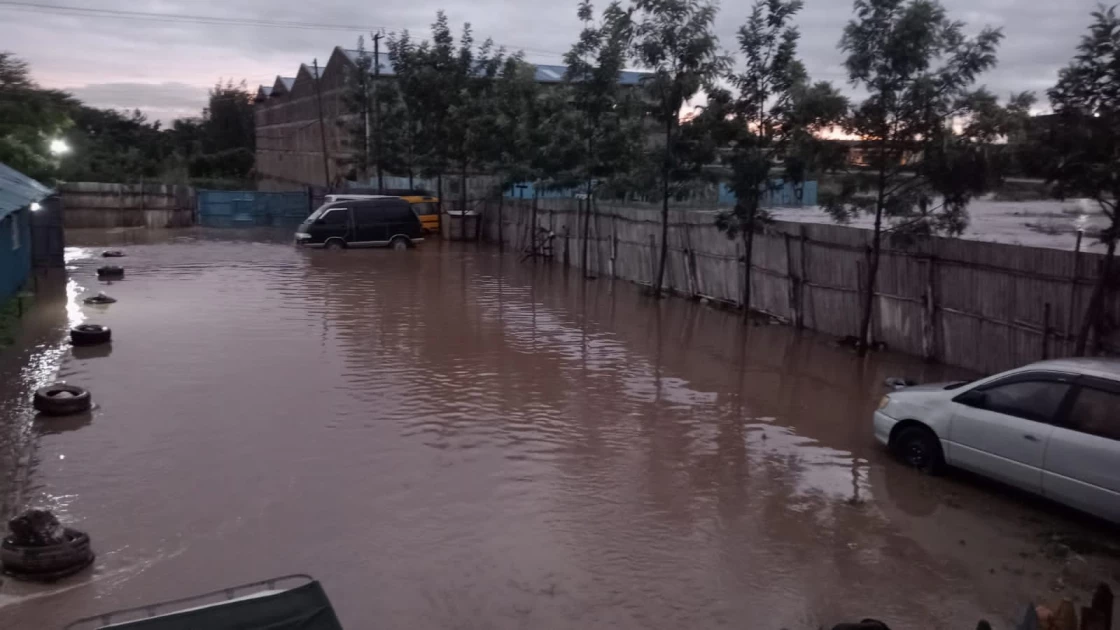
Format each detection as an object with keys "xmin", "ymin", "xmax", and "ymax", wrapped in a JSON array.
[{"xmin": 874, "ymin": 358, "xmax": 1120, "ymax": 524}]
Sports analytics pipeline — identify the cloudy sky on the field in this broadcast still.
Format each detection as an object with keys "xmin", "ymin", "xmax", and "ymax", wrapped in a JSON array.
[{"xmin": 0, "ymin": 0, "xmax": 1103, "ymax": 124}]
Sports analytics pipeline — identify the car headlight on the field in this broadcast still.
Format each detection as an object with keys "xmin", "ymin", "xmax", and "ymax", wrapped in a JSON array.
[
  {"xmin": 295, "ymin": 232, "xmax": 311, "ymax": 239},
  {"xmin": 878, "ymin": 395, "xmax": 891, "ymax": 410}
]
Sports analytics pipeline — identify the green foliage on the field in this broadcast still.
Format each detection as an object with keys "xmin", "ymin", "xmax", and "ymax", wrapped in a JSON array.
[
  {"xmin": 824, "ymin": 0, "xmax": 1005, "ymax": 351},
  {"xmin": 0, "ymin": 52, "xmax": 75, "ymax": 183},
  {"xmin": 1047, "ymin": 4, "xmax": 1120, "ymax": 353},
  {"xmin": 1, "ymin": 53, "xmax": 255, "ymax": 184},
  {"xmin": 714, "ymin": 0, "xmax": 845, "ymax": 241},
  {"xmin": 203, "ymin": 80, "xmax": 255, "ymax": 155},
  {"xmin": 632, "ymin": 0, "xmax": 728, "ymax": 292},
  {"xmin": 1048, "ymin": 4, "xmax": 1120, "ymax": 242}
]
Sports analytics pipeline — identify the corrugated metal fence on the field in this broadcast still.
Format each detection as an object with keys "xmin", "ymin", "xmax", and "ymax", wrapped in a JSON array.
[
  {"xmin": 197, "ymin": 190, "xmax": 313, "ymax": 227},
  {"xmin": 488, "ymin": 198, "xmax": 1119, "ymax": 375}
]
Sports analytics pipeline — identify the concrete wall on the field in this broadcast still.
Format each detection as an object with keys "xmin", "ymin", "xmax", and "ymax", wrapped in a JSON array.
[
  {"xmin": 487, "ymin": 198, "xmax": 1120, "ymax": 374},
  {"xmin": 60, "ymin": 182, "xmax": 195, "ymax": 229}
]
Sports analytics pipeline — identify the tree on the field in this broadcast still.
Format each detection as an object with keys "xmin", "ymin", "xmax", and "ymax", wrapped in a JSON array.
[
  {"xmin": 714, "ymin": 0, "xmax": 847, "ymax": 317},
  {"xmin": 444, "ymin": 27, "xmax": 507, "ymax": 238},
  {"xmin": 632, "ymin": 0, "xmax": 727, "ymax": 295},
  {"xmin": 492, "ymin": 55, "xmax": 541, "ymax": 250},
  {"xmin": 1048, "ymin": 5, "xmax": 1120, "ymax": 354},
  {"xmin": 0, "ymin": 52, "xmax": 75, "ymax": 182},
  {"xmin": 202, "ymin": 79, "xmax": 255, "ymax": 155},
  {"xmin": 564, "ymin": 0, "xmax": 640, "ymax": 275},
  {"xmin": 340, "ymin": 36, "xmax": 375, "ymax": 181},
  {"xmin": 823, "ymin": 0, "xmax": 1003, "ymax": 355},
  {"xmin": 386, "ymin": 30, "xmax": 431, "ymax": 187}
]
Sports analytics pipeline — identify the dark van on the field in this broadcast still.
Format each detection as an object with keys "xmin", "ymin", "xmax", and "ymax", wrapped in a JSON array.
[{"xmin": 295, "ymin": 196, "xmax": 424, "ymax": 250}]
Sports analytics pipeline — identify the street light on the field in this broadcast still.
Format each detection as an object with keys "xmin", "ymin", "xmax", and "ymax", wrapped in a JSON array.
[
  {"xmin": 30, "ymin": 202, "xmax": 42, "ymax": 212},
  {"xmin": 49, "ymin": 139, "xmax": 70, "ymax": 155}
]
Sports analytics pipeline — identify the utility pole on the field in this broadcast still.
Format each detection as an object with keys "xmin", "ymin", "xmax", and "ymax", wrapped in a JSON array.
[
  {"xmin": 372, "ymin": 30, "xmax": 384, "ymax": 192},
  {"xmin": 313, "ymin": 58, "xmax": 331, "ymax": 189}
]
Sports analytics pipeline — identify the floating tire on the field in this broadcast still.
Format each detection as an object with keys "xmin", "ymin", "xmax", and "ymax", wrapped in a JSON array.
[
  {"xmin": 96, "ymin": 266, "xmax": 124, "ymax": 279},
  {"xmin": 70, "ymin": 324, "xmax": 111, "ymax": 346},
  {"xmin": 32, "ymin": 384, "xmax": 92, "ymax": 416},
  {"xmin": 101, "ymin": 250, "xmax": 125, "ymax": 258},
  {"xmin": 1, "ymin": 528, "xmax": 95, "ymax": 582},
  {"xmin": 83, "ymin": 293, "xmax": 117, "ymax": 305}
]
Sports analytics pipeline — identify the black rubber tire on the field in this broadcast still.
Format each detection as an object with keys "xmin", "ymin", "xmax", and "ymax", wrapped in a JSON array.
[
  {"xmin": 33, "ymin": 384, "xmax": 92, "ymax": 416},
  {"xmin": 390, "ymin": 237, "xmax": 410, "ymax": 251},
  {"xmin": 70, "ymin": 324, "xmax": 111, "ymax": 346},
  {"xmin": 325, "ymin": 239, "xmax": 346, "ymax": 250},
  {"xmin": 83, "ymin": 294, "xmax": 117, "ymax": 305},
  {"xmin": 97, "ymin": 266, "xmax": 124, "ymax": 279},
  {"xmin": 1, "ymin": 528, "xmax": 95, "ymax": 582},
  {"xmin": 892, "ymin": 425, "xmax": 944, "ymax": 474},
  {"xmin": 101, "ymin": 250, "xmax": 125, "ymax": 258}
]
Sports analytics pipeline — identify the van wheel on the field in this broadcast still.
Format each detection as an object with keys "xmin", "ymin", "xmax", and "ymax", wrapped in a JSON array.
[
  {"xmin": 390, "ymin": 237, "xmax": 410, "ymax": 251},
  {"xmin": 325, "ymin": 239, "xmax": 346, "ymax": 250},
  {"xmin": 892, "ymin": 425, "xmax": 944, "ymax": 474}
]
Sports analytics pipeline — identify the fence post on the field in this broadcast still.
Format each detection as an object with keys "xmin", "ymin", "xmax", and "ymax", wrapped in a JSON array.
[
  {"xmin": 798, "ymin": 225, "xmax": 808, "ymax": 329},
  {"xmin": 922, "ymin": 255, "xmax": 939, "ymax": 362},
  {"xmin": 1066, "ymin": 230, "xmax": 1083, "ymax": 355},
  {"xmin": 1043, "ymin": 302, "xmax": 1052, "ymax": 360},
  {"xmin": 784, "ymin": 231, "xmax": 799, "ymax": 325}
]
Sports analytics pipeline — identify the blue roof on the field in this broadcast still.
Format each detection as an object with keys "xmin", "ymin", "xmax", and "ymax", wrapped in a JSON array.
[{"xmin": 0, "ymin": 162, "xmax": 52, "ymax": 222}]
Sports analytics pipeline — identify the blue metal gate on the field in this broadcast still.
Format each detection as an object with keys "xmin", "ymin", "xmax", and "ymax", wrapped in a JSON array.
[{"xmin": 197, "ymin": 190, "xmax": 312, "ymax": 227}]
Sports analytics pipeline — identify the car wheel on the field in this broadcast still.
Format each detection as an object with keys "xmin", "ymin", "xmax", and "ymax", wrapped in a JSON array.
[
  {"xmin": 893, "ymin": 425, "xmax": 944, "ymax": 474},
  {"xmin": 325, "ymin": 239, "xmax": 346, "ymax": 250},
  {"xmin": 390, "ymin": 237, "xmax": 410, "ymax": 251}
]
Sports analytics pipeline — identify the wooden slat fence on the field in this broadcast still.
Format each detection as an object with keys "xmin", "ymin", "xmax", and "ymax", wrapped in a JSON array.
[{"xmin": 486, "ymin": 197, "xmax": 1119, "ymax": 374}]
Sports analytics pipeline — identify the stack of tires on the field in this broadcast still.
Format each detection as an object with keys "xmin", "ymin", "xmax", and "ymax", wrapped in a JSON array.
[{"xmin": 1, "ymin": 511, "xmax": 95, "ymax": 582}]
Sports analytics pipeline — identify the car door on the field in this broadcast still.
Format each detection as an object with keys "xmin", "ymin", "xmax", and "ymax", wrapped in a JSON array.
[
  {"xmin": 947, "ymin": 372, "xmax": 1074, "ymax": 494},
  {"xmin": 381, "ymin": 199, "xmax": 417, "ymax": 240},
  {"xmin": 315, "ymin": 206, "xmax": 352, "ymax": 243},
  {"xmin": 351, "ymin": 201, "xmax": 388, "ymax": 246},
  {"xmin": 1043, "ymin": 377, "xmax": 1120, "ymax": 522}
]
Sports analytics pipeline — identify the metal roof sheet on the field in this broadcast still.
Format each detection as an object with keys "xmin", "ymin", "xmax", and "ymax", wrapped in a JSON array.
[
  {"xmin": 0, "ymin": 162, "xmax": 52, "ymax": 222},
  {"xmin": 341, "ymin": 50, "xmax": 650, "ymax": 85}
]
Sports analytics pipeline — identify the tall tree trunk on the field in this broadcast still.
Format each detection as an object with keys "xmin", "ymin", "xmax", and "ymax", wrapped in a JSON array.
[
  {"xmin": 460, "ymin": 161, "xmax": 469, "ymax": 241},
  {"xmin": 859, "ymin": 163, "xmax": 888, "ymax": 357},
  {"xmin": 654, "ymin": 115, "xmax": 673, "ymax": 295},
  {"xmin": 741, "ymin": 203, "xmax": 755, "ymax": 320},
  {"xmin": 531, "ymin": 189, "xmax": 539, "ymax": 256},
  {"xmin": 498, "ymin": 190, "xmax": 504, "ymax": 253},
  {"xmin": 582, "ymin": 175, "xmax": 593, "ymax": 276},
  {"xmin": 1076, "ymin": 237, "xmax": 1117, "ymax": 355}
]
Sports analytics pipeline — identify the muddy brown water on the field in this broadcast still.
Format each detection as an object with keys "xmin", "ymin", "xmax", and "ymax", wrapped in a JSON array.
[{"xmin": 0, "ymin": 228, "xmax": 1117, "ymax": 629}]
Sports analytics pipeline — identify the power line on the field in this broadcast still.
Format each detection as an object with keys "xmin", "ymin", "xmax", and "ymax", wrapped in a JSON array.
[
  {"xmin": 0, "ymin": 1, "xmax": 569, "ymax": 58},
  {"xmin": 0, "ymin": 1, "xmax": 392, "ymax": 32}
]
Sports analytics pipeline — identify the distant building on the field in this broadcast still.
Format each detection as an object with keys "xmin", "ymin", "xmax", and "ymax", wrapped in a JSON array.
[
  {"xmin": 0, "ymin": 162, "xmax": 54, "ymax": 304},
  {"xmin": 253, "ymin": 47, "xmax": 650, "ymax": 191}
]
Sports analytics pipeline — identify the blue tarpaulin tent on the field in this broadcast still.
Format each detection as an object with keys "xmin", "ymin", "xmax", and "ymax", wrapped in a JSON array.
[{"xmin": 0, "ymin": 162, "xmax": 52, "ymax": 303}]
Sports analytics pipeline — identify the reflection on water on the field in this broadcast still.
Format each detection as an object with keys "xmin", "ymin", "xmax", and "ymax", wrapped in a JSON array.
[{"xmin": 0, "ymin": 228, "xmax": 1116, "ymax": 630}]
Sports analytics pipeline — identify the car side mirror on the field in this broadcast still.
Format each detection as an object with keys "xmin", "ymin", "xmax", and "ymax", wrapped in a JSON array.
[{"xmin": 955, "ymin": 389, "xmax": 987, "ymax": 407}]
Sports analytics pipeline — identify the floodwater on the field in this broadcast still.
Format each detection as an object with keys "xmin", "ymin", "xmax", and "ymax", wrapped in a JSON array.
[{"xmin": 0, "ymin": 228, "xmax": 1117, "ymax": 630}]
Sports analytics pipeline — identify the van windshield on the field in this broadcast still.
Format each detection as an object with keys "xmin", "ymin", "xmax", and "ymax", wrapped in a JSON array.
[{"xmin": 304, "ymin": 204, "xmax": 332, "ymax": 223}]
